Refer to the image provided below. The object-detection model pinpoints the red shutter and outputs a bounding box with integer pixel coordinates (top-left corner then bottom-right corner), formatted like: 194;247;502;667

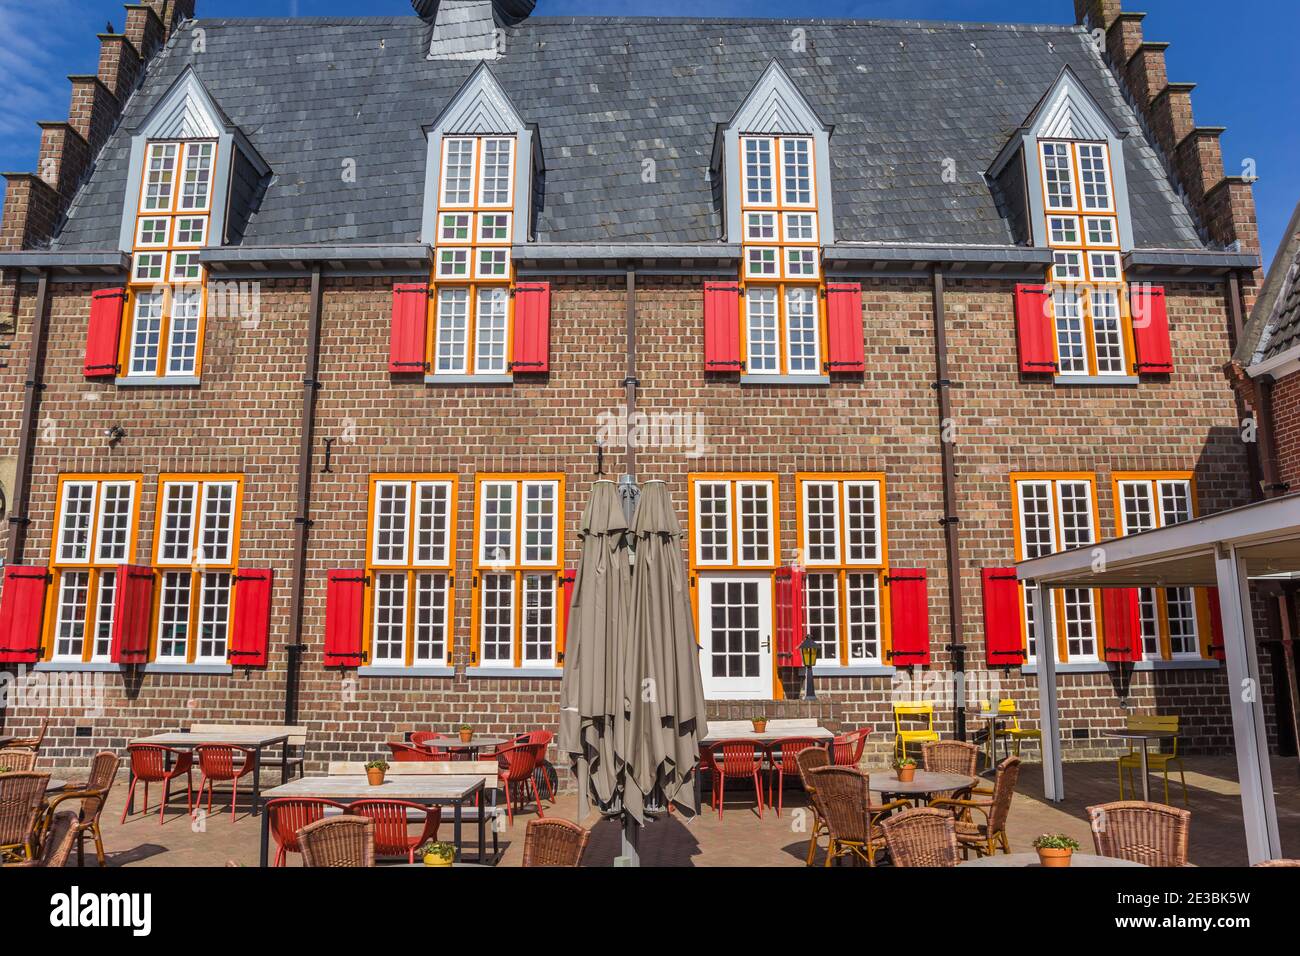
110;565;155;664
84;287;125;377
389;283;428;373
1206;587;1225;660
1014;283;1056;374
824;282;865;373
886;569;930;666
1100;588;1141;662
511;281;551;373
982;567;1026;666
558;568;575;663
1131;283;1172;374
325;569;367;667
774;566;806;667
229;569;273;667
703;281;742;372
0;566;50;663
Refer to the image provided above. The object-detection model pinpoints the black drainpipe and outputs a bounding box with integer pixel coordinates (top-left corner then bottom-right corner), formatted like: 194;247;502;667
624;265;638;482
6;269;51;567
283;266;324;725
931;267;967;741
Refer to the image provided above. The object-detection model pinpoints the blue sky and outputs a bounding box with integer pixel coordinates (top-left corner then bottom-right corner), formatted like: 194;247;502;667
1;0;1295;263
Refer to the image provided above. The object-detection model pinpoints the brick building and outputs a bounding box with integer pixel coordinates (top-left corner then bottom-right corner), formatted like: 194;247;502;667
0;0;1284;773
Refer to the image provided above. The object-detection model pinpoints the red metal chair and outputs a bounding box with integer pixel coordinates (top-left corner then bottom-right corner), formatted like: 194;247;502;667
348;799;443;863
709;740;765;820
495;743;544;825
194;745;258;822
121;745;194;825
831;729;868;767
517;730;556;801
767;737;820;817
409;732;452;759
265;798;349;867
387;741;437;762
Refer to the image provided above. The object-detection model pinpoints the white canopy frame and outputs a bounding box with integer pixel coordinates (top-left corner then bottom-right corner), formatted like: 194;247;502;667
1017;493;1300;865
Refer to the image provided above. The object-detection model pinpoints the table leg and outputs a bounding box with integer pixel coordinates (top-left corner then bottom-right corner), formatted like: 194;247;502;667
280;739;289;784
477;785;486;862
259;807;269;867
453;802;464;861
1139;740;1151;803
251;751;263;816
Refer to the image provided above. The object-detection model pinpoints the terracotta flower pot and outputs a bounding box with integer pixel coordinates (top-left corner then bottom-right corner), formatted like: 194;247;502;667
751;721;767;734
423;853;453;867
1037;847;1073;868
366;768;385;786
459;729;474;743
897;765;916;782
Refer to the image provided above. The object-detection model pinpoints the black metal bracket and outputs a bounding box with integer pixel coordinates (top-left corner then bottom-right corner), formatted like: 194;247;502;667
594;443;606;476
507;361;544;371
322;437;336;474
293;516;314;527
303;377;322;388
938;515;960;526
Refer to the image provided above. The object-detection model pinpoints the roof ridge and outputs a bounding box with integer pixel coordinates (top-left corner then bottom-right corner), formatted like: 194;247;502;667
190;15;1085;32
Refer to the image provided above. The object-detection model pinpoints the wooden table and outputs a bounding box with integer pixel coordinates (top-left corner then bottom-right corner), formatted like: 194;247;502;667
694;727;835;809
959;852;1145;867
0;735;13;747
1099;729;1176;802
970;710;1020;773
867;769;976;802
254;774;488;867
129;730;293;815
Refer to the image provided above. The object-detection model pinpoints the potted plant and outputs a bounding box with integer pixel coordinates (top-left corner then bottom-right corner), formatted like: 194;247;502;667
365;758;389;786
896;755;917;783
1033;833;1080;867
418;840;456;867
751;714;768;734
458;723;474;744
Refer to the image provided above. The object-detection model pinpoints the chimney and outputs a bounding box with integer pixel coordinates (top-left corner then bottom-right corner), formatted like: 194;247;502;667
418;0;535;60
1077;0;1259;264
0;1;195;252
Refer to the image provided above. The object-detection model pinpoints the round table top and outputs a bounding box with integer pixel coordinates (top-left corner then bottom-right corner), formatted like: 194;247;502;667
959;852;1145;868
867;769;976;795
45;779;67;792
394;862;488;868
1100;729;1175;741
425;735;513;750
971;711;1020;722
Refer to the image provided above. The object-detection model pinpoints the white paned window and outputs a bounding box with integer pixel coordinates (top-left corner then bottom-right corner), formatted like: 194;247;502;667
745;212;777;242
690;476;775;569
784;286;820;373
179;142;215;210
1077;143;1112;211
441;213;473;243
1040;142;1075;210
136;217;170;247
477;213;510;243
475;248;510;279
1084;216;1117;246
1048;216;1079;245
478;138;513;206
167;287;202;375
1090;288;1125;375
1053;289;1087;375
441;138;476;205
781;137;813;206
743;137;774;205
745;287;779;373
142;142;179;212
695;481;731;565
745;247;778;279
480;481;516;565
783;212;817;242
1117;476;1200;660
1015;477;1098;662
784;247;818;279
803;482;840;564
736;481;773;565
474;287;509;374
434;288;470;374
437;248;471;278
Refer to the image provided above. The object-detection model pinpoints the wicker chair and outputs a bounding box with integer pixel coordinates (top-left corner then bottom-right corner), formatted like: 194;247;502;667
522;818;590;866
0;748;38;773
298;815;376;867
5;811;78;868
45;750;120;866
880;807;961;867
795;746;832;865
0;771;51;862
1253;859;1300;866
805;766;909;867
6;717;49;753
921;740;979;802
1086;800;1190;867
931;755;1020;857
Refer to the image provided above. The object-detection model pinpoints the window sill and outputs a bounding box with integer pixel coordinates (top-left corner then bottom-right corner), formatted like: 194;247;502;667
423;374;513;385
466;667;563;680
115;375;201;388
33;661;233;675
358;665;455;678
1052;375;1138;387
1022;659;1219;675
740;374;830;387
811;664;896;678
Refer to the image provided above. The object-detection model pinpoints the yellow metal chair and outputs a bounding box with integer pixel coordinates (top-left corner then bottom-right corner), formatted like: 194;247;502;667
893;702;940;761
994;698;1042;757
1117;714;1187;806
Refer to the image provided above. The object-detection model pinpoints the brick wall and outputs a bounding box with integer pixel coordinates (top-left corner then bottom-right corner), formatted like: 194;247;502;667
0;272;1271;771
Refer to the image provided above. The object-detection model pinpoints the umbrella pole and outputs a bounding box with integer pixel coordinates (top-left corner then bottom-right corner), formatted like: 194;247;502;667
615;812;641;867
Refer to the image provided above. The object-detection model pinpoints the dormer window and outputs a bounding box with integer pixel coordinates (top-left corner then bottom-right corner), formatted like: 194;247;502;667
740;135;819;281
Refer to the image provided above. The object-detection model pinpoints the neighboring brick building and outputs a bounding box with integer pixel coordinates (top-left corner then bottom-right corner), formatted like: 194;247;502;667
0;0;1281;773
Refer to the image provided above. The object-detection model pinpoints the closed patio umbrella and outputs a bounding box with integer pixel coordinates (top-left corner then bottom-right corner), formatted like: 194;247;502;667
558;479;634;820
619;479;708;823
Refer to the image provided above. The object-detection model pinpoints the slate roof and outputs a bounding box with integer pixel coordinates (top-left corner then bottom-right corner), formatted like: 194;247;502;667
53;15;1209;252
1237;201;1300;366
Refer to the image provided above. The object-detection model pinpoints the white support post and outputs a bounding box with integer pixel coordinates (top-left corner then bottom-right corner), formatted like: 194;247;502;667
1214;545;1281;864
1032;582;1064;801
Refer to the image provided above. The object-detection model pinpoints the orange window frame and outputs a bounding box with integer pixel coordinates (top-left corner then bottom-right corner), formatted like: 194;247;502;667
362;474;458;667
43;474;143;663
794;472;892;666
428;136;517;378
1010;472;1102;663
148;473;245;665
468;473;566;669
1111;471;1213;660
123;139;217;380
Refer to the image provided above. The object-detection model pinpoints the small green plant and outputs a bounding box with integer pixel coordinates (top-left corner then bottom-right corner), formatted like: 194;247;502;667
1032;833;1080;851
365;759;389;772
0;767;11;774
459;723;473;731
896;755;916;768
418;840;456;861
751;714;768;722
